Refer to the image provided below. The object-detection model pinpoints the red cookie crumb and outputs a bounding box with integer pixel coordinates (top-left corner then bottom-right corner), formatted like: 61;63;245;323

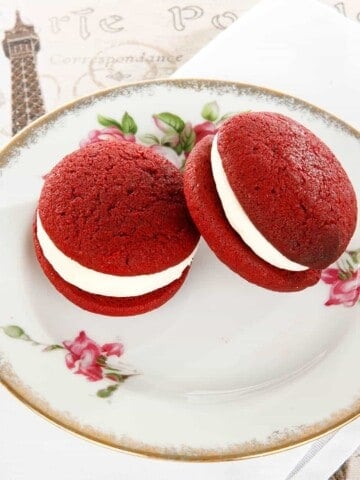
217;112;357;269
184;135;321;292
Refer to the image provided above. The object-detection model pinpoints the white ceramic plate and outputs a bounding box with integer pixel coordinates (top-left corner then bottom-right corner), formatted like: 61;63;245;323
0;79;359;461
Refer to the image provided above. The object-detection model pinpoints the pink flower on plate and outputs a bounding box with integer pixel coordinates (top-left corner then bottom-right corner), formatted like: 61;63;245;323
193;121;217;144
321;268;360;307
102;342;124;357
80;127;136;147
63;331;124;382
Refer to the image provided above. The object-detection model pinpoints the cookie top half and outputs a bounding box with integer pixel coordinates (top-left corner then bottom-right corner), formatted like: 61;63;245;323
217;112;357;269
38;140;199;276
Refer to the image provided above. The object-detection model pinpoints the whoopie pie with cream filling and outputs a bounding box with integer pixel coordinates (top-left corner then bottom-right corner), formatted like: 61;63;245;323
34;140;199;316
184;112;357;292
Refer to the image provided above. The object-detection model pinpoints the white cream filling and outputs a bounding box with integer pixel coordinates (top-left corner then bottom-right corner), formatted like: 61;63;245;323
36;214;198;297
210;134;308;272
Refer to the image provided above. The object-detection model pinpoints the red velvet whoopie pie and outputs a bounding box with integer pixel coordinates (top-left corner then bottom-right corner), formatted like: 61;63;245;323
184;112;357;292
34;140;199;316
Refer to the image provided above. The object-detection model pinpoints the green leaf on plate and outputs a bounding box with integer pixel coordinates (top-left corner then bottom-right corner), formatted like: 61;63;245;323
155;112;185;133
140;134;160;145
3;325;25;339
338;270;352;281
97;114;123;130
121;112;137;134
97;384;120;398
43;344;64;352
97;388;112;398
349;250;360;265
201;101;219;122
173;143;183;155
180;123;196;152
96;355;107;366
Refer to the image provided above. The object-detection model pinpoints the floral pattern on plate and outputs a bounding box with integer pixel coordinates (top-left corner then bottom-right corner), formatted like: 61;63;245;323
0;326;138;398
322;249;360;307
80;100;234;169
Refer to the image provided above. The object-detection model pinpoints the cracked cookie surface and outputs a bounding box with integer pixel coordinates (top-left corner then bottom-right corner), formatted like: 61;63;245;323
38;140;199;275
217;112;357;269
184;135;321;292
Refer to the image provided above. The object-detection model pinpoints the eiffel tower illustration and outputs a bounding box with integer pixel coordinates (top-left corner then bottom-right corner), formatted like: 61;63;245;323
2;11;45;135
